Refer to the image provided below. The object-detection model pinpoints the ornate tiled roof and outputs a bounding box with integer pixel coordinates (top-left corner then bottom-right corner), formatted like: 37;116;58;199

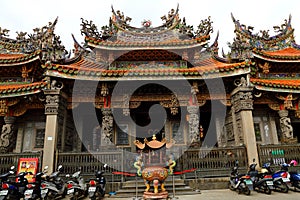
253;46;300;62
44;56;253;80
0;51;40;66
85;35;210;50
80;5;213;50
228;14;295;60
0;81;47;97
251;78;300;93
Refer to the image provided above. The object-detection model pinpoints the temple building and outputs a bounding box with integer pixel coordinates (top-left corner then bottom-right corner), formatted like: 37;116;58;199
0;6;299;174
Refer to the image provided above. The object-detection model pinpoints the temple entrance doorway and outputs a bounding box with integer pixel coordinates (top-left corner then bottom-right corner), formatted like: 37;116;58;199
131;101;168;166
291;122;300;142
199;100;224;148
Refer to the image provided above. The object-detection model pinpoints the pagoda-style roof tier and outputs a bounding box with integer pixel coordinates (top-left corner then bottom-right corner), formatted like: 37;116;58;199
85;34;210;50
253;46;300;62
231;14;294;49
43;57;253;81
0;17;69;63
0;50;41;66
81;5;213;50
228;14;295;60
0;81;47;98
251;78;300;93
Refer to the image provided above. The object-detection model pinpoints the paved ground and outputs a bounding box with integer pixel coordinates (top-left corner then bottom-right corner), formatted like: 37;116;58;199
102;189;300;200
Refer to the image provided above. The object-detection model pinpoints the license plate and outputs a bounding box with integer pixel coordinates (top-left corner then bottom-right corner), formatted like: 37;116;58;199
89;187;96;192
266;181;273;186
67;188;74;194
41;189;48;194
245;179;252;185
282;178;290;182
0;190;8;195
25;189;33;195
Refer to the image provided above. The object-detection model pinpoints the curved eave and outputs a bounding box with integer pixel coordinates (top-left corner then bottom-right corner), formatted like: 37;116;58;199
85;35;210;50
0;81;47;98
0;51;41;66
253;85;300;93
253;52;300;63
44;62;252;81
251;78;300;93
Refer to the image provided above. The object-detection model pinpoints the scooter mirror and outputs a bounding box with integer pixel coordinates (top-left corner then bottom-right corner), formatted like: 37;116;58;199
104;164;108;168
253;158;255;162
66;174;70;178
58;165;63;171
10;166;15;170
44;166;49;170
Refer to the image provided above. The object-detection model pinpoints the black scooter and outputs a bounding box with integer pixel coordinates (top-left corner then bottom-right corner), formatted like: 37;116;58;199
24;165;49;200
0;166;15;200
248;159;273;194
1;166;32;199
88;168;106;200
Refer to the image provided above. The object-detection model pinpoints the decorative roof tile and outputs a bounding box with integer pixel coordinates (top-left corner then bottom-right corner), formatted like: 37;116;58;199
0;51;41;66
0;81;47;97
253;47;300;61
251;78;300;93
44;56;253;80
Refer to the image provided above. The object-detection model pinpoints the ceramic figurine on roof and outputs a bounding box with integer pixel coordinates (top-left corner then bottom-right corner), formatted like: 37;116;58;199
227;14;295;61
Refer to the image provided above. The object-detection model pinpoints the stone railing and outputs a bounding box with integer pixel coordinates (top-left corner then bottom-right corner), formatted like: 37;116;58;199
178;146;248;178
257;144;300;171
0;151;43;174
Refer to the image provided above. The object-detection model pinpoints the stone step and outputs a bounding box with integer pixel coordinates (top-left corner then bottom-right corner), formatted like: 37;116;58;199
112;178;198;198
121;178;185;188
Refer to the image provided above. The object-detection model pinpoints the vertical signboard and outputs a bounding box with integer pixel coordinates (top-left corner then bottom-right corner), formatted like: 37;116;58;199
17;158;39;183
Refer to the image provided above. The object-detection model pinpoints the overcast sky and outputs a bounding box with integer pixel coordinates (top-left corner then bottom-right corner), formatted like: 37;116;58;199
1;0;300;54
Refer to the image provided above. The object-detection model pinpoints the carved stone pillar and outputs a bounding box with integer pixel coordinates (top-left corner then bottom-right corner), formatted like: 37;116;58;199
42;89;62;173
0;116;16;153
187;105;199;146
231;86;259;166
278;110;297;144
101;108;114;147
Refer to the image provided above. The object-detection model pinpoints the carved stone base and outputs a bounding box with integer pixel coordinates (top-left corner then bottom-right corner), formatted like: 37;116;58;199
281;137;298;144
143;191;168;199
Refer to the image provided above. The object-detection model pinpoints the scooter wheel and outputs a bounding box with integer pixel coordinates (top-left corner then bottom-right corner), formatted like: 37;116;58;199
228;182;234;191
280;182;289;193
264;186;271;195
244;187;251;195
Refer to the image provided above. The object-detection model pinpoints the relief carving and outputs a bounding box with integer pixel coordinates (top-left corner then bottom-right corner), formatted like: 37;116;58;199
187;106;199;144
278;110;295;143
0;116;16;153
101;108;113;145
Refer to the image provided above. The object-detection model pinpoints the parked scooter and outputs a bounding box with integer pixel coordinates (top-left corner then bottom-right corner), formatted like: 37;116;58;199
0;166;15;200
24;166;49;200
41;165;67;199
228;161;252;195
0;165;33;199
281;160;300;192
248;159;273;194
261;162;289;193
88;165;107;200
66;168;87;200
